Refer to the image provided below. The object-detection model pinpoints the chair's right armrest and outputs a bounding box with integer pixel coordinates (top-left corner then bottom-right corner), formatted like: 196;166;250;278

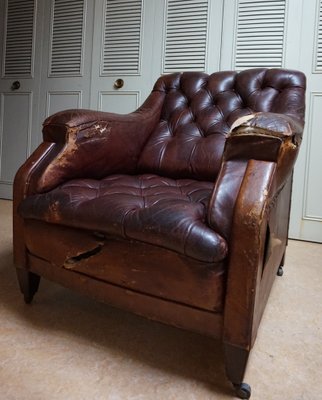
21;91;165;194
13;142;59;266
13;91;165;265
42;91;163;144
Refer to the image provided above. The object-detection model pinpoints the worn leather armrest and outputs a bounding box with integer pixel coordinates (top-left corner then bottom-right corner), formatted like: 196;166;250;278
208;112;304;241
224;112;304;163
42;91;164;143
229;112;303;145
223;159;277;349
220;113;304;350
226;111;303;191
32;91;165;193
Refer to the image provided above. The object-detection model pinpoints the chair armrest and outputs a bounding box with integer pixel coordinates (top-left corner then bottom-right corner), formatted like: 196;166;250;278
35;91;165;192
222;159;277;348
230;112;303;144
13;142;58;266
227;111;303;189
208;111;304;349
225;112;303;168
208;111;304;240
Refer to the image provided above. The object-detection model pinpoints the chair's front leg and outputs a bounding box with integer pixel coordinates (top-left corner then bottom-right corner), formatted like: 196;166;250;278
224;343;251;399
16;268;41;304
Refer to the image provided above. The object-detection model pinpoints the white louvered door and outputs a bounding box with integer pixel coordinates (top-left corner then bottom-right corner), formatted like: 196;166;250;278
90;0;223;113
39;0;94;118
90;0;158;113
0;0;43;199
221;0;322;242
289;0;322;242
221;0;287;70
163;0;209;73
234;0;286;69
0;0;223;199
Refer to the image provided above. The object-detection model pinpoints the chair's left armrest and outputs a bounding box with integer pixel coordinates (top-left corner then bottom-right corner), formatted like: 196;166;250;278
226;111;303;190
222;158;277;350
208;111;304;350
230;112;303;143
208;111;304;240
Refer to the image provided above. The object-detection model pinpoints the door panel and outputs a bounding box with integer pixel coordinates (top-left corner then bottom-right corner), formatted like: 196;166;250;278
220;0;287;70
39;0;92;120
0;93;32;197
221;0;322;242
46;91;82;116
162;0;223;74
90;0;157;112
163;0;209;73
91;0;223;112
289;0;322;242
98;91;139;114
49;0;85;77
101;0;143;75
304;93;322;219
0;0;42;199
3;0;35;76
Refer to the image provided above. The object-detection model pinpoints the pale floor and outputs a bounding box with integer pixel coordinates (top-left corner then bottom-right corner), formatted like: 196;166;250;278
0;200;321;400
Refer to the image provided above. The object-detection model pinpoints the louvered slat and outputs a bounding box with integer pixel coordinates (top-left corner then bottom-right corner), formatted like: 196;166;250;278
235;0;286;70
163;0;208;73
49;0;85;76
4;0;35;76
101;0;142;75
315;0;322;71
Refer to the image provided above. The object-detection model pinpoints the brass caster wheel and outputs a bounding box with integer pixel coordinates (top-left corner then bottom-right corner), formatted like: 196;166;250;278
277;266;284;276
233;382;251;399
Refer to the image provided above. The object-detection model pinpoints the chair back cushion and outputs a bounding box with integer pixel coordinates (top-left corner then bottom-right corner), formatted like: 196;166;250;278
138;68;306;181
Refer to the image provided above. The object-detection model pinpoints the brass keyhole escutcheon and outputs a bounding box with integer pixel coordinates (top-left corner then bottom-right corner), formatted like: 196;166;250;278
11;81;21;91
114;79;124;89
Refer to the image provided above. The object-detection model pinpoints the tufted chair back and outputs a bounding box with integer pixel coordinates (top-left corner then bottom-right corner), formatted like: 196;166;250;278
138;68;306;181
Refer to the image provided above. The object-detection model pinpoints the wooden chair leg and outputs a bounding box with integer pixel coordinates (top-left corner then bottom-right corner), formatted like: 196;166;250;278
224;343;251;399
277;251;286;276
16;268;41;304
279;252;285;267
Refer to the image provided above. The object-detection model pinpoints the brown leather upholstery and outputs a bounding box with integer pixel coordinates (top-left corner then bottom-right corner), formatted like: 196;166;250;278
19;174;228;263
13;68;306;398
138;69;305;180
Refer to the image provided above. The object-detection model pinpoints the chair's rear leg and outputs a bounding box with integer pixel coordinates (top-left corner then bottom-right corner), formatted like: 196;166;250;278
224;343;251;399
277;251;286;276
16;268;40;304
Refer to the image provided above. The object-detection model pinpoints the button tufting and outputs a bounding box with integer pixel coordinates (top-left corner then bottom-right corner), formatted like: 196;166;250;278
19;174;228;263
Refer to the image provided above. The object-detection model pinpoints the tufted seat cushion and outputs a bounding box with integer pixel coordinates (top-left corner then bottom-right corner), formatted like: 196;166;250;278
19;174;228;263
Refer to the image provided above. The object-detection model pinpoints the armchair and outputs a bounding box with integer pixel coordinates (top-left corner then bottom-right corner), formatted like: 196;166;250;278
13;68;306;398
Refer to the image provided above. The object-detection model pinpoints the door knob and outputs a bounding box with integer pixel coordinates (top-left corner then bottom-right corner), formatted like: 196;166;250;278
114;79;124;89
11;81;20;91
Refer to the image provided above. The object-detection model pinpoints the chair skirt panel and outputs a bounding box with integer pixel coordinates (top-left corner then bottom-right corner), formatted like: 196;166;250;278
24;220;226;312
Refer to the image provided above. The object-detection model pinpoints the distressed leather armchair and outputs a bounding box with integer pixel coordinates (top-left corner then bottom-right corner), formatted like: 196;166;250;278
13;68;306;399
